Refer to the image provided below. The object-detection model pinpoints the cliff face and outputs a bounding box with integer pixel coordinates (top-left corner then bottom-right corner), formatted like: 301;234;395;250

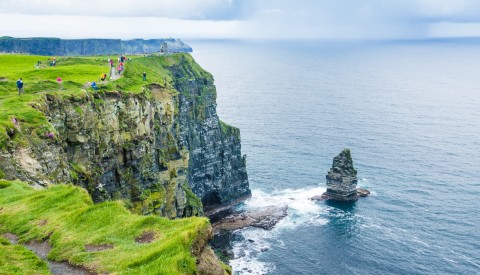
0;37;192;56
0;55;249;218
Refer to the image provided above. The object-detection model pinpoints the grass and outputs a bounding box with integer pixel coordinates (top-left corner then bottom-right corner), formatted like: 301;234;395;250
0;235;50;275
0;53;211;150
0;180;211;274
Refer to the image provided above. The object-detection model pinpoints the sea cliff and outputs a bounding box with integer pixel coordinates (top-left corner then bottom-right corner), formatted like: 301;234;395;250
0;37;192;56
0;53;250;218
0;51;248;273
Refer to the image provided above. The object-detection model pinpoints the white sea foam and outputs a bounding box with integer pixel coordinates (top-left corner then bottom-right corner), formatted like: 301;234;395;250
230;185;329;274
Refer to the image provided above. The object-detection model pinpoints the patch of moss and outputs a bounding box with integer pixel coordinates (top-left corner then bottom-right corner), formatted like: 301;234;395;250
219;120;240;139
74;106;83;115
0;179;10;188
182;182;204;217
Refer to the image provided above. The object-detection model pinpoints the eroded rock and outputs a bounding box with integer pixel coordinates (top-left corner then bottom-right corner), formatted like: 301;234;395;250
212;205;288;231
316;148;369;202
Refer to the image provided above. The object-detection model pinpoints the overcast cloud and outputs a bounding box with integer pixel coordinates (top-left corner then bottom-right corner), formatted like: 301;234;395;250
1;0;480;39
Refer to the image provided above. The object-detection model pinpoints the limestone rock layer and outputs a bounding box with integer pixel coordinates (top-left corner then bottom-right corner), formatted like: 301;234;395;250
0;55;250;218
322;148;358;201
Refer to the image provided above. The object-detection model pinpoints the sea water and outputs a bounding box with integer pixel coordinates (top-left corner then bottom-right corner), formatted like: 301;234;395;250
189;39;480;274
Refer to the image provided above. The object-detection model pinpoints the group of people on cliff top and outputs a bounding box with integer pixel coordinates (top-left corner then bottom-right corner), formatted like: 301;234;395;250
108;55;127;76
16;54;153;95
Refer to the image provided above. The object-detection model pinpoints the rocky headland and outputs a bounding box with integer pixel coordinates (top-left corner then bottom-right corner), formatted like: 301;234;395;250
0;37;192;56
312;148;370;202
0;48;249;274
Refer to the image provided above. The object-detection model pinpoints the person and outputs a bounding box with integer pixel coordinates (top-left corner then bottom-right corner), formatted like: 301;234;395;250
110;59;114;67
117;65;122;75
56;77;63;89
101;73;107;81
143;71;147;81
91;82;98;90
16;78;24;95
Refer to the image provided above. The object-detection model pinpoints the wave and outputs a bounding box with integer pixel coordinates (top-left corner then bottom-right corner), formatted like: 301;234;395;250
229;185;329;274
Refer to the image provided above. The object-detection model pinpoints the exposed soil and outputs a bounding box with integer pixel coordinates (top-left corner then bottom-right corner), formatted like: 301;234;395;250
2;232;94;275
85;243;114;252
135;230;156;244
2;233;19;244
38;219;48;226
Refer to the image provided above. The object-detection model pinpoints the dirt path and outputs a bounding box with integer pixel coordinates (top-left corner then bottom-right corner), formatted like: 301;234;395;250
109;66;120;81
2;233;94;275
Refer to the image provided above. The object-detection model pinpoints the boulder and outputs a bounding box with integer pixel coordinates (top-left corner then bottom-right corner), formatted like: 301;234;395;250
212;205;288;231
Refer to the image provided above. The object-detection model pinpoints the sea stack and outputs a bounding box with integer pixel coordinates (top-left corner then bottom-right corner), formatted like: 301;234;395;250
320;148;369;201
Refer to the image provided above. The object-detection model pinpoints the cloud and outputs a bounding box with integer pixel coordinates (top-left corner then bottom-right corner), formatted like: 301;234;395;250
1;0;480;39
238;0;480;39
0;0;256;20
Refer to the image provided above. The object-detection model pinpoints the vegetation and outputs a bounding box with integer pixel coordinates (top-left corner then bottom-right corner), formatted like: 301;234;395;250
0;235;50;275
0;53;211;150
0;180;211;274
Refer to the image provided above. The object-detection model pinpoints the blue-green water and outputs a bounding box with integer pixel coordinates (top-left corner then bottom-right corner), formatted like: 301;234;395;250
189;39;480;274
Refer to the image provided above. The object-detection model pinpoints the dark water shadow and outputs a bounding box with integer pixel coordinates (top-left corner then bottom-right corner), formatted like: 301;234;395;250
324;200;357;211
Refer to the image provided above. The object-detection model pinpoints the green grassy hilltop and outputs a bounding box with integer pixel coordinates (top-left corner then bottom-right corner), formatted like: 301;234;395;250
0;53;210;150
0;180;212;274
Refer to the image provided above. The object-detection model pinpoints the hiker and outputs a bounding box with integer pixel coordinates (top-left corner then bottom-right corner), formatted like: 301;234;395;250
16;78;24;95
143;72;147;81
56;77;63;89
117;65;122;75
101;73;107;81
110;59;114;67
91;82;98;90
52;57;56;66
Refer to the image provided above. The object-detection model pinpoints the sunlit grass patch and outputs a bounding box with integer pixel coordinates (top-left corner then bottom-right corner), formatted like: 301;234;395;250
0;180;210;274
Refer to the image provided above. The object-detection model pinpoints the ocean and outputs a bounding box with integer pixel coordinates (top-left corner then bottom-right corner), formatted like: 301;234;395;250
188;39;480;274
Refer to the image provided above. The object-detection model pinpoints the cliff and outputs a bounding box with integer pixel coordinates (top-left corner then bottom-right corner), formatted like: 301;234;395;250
0;180;226;274
0;53;250;218
0;37;192;56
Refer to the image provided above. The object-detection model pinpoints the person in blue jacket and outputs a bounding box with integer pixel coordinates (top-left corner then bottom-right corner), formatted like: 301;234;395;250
16;78;24;95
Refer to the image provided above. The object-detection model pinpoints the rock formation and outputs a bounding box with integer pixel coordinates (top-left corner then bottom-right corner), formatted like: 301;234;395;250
0;54;250;218
211;205;288;231
316;148;369;201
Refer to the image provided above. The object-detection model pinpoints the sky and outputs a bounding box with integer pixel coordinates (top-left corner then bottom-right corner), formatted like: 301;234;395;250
1;0;480;39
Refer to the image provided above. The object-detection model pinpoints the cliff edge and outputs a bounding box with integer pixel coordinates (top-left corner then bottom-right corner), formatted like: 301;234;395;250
0;53;250;218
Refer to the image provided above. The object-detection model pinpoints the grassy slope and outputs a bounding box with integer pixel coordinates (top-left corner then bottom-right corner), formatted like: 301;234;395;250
0;180;210;274
0;236;50;275
0;53;210;149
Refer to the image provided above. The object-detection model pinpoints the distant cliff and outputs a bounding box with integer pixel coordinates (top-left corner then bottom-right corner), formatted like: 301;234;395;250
0;37;192;56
